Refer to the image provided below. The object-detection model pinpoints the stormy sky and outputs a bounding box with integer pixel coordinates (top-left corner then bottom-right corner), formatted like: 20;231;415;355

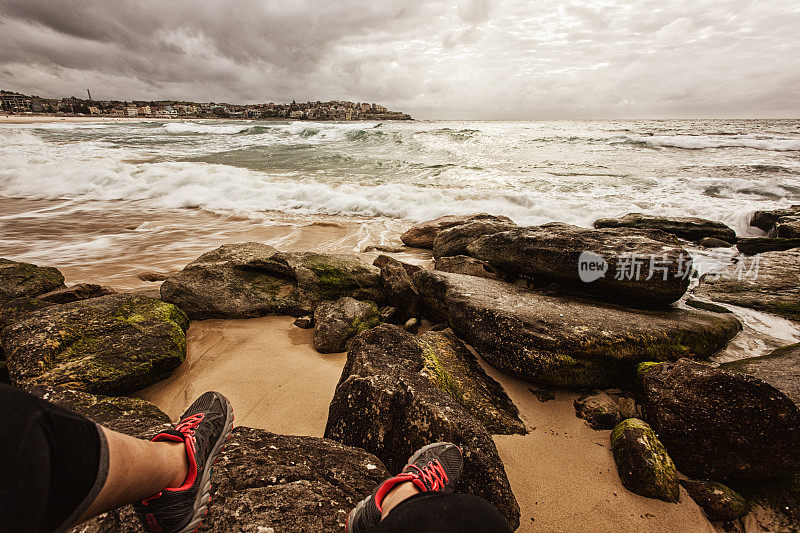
0;0;798;119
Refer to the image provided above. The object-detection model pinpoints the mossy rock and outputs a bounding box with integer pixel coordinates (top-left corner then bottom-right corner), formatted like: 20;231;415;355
161;243;384;319
680;479;749;522
638;359;800;480
3;294;189;395
417;330;526;435
413;270;741;389
611;418;679;502
313;297;380;353
326;324;521;529
0;258;65;303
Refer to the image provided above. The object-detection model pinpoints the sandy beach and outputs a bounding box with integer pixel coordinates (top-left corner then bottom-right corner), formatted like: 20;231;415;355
131;308;719;532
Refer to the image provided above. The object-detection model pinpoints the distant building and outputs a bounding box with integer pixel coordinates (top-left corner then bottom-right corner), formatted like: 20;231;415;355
1;92;31;113
137;105;151;116
88;106;101;115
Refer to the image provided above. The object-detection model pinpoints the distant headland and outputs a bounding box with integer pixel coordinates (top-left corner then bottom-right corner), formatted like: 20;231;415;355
0;89;412;121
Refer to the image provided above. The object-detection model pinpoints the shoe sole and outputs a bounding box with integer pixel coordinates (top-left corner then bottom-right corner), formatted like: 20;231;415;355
174;394;235;533
345;442;456;533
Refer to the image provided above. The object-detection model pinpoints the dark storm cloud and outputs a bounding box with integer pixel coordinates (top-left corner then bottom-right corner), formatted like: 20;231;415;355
0;0;798;118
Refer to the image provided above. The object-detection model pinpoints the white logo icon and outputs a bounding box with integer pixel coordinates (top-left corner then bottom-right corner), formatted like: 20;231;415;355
578;251;608;283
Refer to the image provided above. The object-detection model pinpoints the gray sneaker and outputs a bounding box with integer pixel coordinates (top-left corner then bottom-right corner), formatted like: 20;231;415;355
346;442;463;533
133;391;234;533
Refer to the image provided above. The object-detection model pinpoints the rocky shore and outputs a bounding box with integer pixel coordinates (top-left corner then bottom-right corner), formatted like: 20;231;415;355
1;209;799;532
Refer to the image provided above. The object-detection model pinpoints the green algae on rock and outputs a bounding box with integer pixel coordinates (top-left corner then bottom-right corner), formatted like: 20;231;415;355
3;294;188;395
0;258;65;303
611;418;680;503
680;479;749;522
313;297;380;353
161;243;383;319
413;270;741;389
417;330;526;435
326;324;521;529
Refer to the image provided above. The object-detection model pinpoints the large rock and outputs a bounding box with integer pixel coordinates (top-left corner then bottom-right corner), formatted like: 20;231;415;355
161;243;383;319
0;258;65;302
751;206;800;238
637;359;800;480
595;213;737;242
610;418;679;502
3;294;189;394
313;297;380;353
722;343;800;406
679;479;749;522
737;238;800;255
413;270;741;388
416;329;525;434
74;420;390;532
468;223;692;306
432;219;518;259
401;213;514;249
375;256;420;322
435;255;497;279
325;324;522;529
693;248;800;321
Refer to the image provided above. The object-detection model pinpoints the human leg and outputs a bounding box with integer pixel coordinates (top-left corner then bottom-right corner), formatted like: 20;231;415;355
0;384;232;533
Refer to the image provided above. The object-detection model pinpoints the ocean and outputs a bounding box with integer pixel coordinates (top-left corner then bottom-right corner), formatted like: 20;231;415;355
0;120;800;280
1;117;799;359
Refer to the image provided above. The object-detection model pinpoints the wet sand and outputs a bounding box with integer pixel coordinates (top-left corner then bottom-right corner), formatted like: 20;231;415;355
0;197;421;290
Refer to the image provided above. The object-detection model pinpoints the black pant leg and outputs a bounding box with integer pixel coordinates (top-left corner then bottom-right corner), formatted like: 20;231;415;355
375;492;513;533
0;384;106;532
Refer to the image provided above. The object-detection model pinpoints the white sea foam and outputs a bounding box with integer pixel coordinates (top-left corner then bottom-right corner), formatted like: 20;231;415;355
163;122;253;134
625;135;800;151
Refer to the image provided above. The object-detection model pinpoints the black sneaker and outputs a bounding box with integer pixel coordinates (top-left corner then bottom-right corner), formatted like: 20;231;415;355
133;391;234;533
346;442;463;533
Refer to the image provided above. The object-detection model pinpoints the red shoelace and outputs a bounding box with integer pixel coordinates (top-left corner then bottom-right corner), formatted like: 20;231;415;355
406;460;449;491
175;413;205;440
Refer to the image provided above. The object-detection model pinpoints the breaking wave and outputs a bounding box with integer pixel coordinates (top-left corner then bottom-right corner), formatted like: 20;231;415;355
619;135;800;151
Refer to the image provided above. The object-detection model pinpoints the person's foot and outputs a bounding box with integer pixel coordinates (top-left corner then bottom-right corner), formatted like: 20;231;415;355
133;391;234;533
346;442;463;533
